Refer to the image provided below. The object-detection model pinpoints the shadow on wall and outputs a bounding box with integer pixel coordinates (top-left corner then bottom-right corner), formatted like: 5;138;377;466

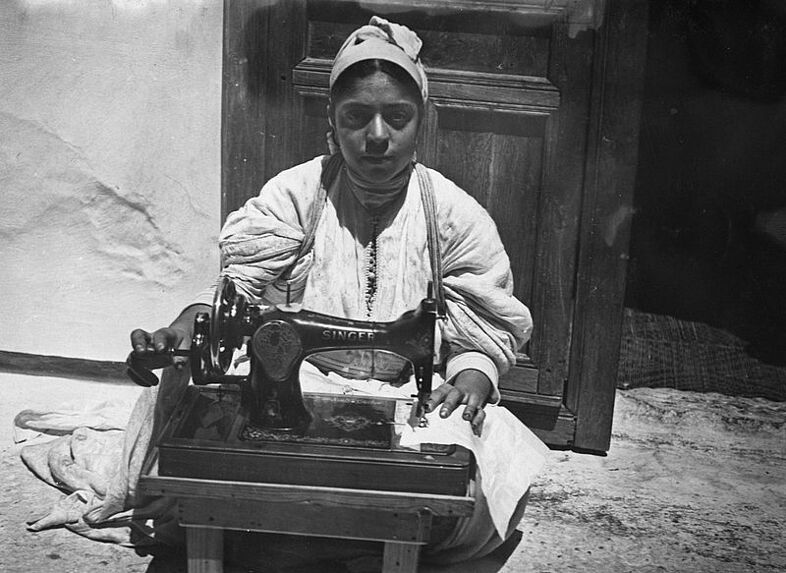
626;0;786;367
0;0;221;361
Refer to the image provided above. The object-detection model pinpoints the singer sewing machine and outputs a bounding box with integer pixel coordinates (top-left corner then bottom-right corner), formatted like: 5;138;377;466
190;276;437;431
133;278;475;573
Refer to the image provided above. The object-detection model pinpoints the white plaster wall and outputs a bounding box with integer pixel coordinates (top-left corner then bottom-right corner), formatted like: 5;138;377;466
0;0;223;361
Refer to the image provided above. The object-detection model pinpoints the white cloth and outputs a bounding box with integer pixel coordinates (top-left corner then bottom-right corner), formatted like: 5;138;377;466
13;399;136;444
298;361;548;539
329;16;429;102
400;405;547;538
18;368;189;546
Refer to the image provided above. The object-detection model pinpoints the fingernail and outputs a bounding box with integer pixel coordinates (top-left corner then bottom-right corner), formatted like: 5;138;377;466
440;408;449;418
463;412;472;421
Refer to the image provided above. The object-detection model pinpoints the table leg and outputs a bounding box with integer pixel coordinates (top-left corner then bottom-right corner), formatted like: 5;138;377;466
186;526;223;573
382;542;420;573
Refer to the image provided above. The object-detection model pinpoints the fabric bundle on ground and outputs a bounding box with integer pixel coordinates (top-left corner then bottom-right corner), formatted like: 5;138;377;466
16;368;190;547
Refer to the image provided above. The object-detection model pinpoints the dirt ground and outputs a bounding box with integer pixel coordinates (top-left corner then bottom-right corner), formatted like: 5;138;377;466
1;373;784;572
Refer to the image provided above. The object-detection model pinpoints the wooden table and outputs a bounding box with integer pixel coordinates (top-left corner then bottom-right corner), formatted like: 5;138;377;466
138;386;475;572
140;475;475;573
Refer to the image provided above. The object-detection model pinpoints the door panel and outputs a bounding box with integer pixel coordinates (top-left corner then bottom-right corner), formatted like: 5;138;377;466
432;110;545;313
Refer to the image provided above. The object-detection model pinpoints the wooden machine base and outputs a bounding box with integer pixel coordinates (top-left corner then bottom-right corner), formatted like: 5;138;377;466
139;386;475;572
185;526;422;573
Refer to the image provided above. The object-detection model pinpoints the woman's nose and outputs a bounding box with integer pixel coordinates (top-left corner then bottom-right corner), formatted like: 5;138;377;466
366;114;389;152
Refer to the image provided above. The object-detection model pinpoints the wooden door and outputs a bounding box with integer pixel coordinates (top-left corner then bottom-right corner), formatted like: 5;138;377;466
222;0;647;451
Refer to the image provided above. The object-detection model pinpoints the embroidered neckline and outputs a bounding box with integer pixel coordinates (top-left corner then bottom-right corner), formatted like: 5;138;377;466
364;215;380;318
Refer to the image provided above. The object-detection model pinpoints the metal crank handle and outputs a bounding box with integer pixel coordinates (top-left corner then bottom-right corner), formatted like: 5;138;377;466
125;348;190;387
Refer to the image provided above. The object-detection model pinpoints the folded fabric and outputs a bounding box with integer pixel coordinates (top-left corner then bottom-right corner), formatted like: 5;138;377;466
16;367;192;547
14;399;135;443
400;405;548;539
300;361;549;539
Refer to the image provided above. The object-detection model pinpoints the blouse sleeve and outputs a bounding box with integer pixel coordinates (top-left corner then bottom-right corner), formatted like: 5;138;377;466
192;158;324;304
432;169;533;380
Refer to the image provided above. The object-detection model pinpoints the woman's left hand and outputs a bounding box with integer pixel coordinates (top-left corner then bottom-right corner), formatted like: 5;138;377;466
425;369;492;436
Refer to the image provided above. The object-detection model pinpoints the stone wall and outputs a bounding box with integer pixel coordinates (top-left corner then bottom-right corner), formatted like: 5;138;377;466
0;0;223;361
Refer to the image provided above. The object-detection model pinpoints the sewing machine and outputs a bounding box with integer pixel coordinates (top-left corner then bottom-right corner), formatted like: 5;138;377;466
128;276;472;491
129;276;437;430
132;277;474;572
195;276;438;430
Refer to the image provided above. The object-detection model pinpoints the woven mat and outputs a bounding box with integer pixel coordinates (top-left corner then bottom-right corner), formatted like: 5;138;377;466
617;308;786;402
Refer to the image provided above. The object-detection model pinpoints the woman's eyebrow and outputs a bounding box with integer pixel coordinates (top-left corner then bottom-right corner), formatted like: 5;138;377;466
339;100;416;108
338;101;374;110
383;102;417;109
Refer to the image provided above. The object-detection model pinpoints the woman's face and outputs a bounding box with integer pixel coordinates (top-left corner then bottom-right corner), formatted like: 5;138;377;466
332;70;421;183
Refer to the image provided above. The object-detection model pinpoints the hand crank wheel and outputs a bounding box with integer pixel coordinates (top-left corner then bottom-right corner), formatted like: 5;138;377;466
210;275;239;375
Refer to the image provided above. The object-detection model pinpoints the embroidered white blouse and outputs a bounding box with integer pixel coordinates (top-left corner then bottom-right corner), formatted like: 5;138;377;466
192;155;533;398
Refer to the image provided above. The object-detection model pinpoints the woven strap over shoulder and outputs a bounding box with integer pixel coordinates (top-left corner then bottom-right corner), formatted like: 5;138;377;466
279;154;342;283
415;163;446;317
301;153;343;259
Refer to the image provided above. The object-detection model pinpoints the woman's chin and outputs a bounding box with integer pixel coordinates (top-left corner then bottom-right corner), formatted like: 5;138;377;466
366;166;397;182
354;160;410;184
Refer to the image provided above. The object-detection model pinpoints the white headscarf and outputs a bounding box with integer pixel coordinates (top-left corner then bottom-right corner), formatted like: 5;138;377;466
329;16;428;102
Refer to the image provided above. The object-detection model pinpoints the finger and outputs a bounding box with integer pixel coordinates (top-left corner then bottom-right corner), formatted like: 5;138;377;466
151;329;176;353
172;355;188;370
425;384;452;412
471;408;486;437
439;387;465;418
130;329;152;354
462;392;483;422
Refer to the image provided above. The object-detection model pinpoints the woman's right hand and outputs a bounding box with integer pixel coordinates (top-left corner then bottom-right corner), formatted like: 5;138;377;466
129;326;190;371
130;327;186;355
128;304;209;369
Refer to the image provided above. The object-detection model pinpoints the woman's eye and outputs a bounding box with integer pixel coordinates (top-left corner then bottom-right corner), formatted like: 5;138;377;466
342;110;370;127
385;110;412;127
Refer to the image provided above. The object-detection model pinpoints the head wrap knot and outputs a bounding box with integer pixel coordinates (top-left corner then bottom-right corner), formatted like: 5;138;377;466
329;16;428;102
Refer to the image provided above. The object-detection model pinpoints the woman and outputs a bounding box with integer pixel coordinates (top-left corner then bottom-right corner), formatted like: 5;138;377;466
136;16;530;436
25;16;547;569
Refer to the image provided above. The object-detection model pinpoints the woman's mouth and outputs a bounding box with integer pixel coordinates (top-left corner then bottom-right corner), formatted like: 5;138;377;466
363;155;392;164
